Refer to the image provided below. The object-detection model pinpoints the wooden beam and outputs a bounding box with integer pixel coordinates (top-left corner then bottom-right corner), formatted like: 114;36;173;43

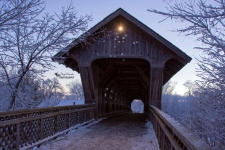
103;70;121;90
134;65;149;86
91;62;100;89
133;66;149;91
98;64;118;88
79;66;96;103
98;87;103;117
149;66;164;109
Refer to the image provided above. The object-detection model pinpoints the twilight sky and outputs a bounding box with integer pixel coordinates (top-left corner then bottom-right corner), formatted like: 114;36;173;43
44;0;203;95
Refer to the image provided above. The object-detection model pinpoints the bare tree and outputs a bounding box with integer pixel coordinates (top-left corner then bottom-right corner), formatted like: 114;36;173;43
0;0;44;30
0;0;92;110
161;81;177;112
38;78;64;108
66;80;84;100
148;0;225;148
1;72;40;111
183;80;196;96
162;80;177;96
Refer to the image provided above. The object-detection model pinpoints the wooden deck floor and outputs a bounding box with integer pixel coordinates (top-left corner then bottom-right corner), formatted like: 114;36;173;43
38;113;159;150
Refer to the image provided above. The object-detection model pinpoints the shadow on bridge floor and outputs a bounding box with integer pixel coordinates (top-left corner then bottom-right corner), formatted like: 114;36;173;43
38;112;159;150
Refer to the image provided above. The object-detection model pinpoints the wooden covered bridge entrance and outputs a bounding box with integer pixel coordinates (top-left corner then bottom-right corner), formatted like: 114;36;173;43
53;8;191;119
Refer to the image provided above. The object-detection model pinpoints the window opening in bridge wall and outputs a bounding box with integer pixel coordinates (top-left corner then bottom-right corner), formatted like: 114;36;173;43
131;99;144;113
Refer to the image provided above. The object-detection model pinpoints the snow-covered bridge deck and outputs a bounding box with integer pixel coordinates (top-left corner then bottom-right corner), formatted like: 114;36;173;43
38;113;159;150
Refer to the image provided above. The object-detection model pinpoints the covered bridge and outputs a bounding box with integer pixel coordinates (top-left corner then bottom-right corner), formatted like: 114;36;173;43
2;8;208;150
53;8;191;119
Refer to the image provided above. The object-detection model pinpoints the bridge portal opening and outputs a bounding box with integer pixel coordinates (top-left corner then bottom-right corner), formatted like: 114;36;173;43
131;99;144;113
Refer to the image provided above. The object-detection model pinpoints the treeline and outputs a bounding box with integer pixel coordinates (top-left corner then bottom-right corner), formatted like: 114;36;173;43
0;74;64;111
0;75;84;111
162;81;225;149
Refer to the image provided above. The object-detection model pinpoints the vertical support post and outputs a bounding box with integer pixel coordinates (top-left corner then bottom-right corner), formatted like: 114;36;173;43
84;110;87;122
113;90;116;113
68;113;71;128
102;89;106;117
55;115;59;133
94;89;99;120
149;66;164;109
114;95;117;112
105;90;109;116
118;97;120;111
79;66;96;104
98;87;103;118
79;66;98;119
40;118;43;140
144;93;149;114
16;123;20;150
76;111;79;124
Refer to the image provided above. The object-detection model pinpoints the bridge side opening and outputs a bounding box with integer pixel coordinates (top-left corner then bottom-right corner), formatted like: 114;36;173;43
131;99;144;113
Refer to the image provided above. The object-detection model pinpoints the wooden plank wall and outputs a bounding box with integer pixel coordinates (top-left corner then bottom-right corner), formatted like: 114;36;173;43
71;19;171;66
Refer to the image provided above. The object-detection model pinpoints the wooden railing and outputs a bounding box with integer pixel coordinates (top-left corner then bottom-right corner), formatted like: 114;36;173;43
0;104;95;150
2;103;213;150
150;105;213;150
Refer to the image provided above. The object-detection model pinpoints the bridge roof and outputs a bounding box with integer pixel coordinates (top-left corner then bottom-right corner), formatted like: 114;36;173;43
53;8;191;64
53;8;192;86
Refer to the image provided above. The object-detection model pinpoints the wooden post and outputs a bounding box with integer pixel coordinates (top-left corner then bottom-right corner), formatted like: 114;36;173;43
149;66;164;109
98;87;103;118
55;115;59;133
84;110;87;122
68;113;71;128
118;96;120;112
79;66;96;104
94;89;99;120
102;88;106;117
144;93;149;114
79;66;98;119
16;123;20;150
40;118;43;140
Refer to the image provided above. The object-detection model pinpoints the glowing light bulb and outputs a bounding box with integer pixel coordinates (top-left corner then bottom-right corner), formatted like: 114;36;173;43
118;26;123;31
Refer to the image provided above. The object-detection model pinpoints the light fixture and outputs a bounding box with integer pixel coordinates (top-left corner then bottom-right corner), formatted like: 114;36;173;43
118;26;123;31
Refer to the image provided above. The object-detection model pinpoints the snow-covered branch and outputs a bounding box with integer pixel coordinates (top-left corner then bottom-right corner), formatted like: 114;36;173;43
148;0;225;148
0;0;92;110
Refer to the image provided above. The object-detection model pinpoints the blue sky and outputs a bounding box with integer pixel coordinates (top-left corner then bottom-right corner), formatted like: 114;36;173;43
44;0;203;95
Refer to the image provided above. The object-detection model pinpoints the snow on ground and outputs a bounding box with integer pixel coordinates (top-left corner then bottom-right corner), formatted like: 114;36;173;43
38;113;159;150
56;100;84;106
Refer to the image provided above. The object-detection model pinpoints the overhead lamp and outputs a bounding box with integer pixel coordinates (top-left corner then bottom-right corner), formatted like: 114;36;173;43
118;26;123;31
